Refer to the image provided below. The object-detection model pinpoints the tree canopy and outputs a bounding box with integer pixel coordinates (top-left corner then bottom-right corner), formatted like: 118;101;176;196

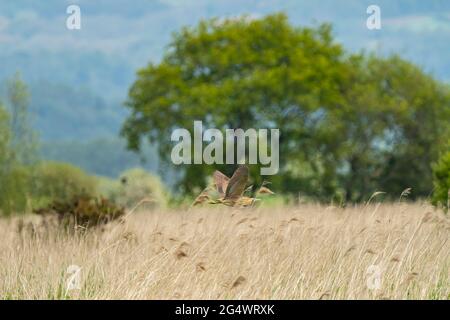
122;13;450;201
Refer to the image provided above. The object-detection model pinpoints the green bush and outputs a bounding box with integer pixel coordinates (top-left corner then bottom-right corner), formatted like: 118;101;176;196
34;194;125;229
30;161;98;208
432;151;450;212
98;168;167;209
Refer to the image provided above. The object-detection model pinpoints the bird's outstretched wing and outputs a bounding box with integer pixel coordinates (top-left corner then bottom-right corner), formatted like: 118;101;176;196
213;170;230;196
224;165;249;201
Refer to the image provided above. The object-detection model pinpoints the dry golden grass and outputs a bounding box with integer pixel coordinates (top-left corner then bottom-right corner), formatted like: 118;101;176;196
0;202;449;299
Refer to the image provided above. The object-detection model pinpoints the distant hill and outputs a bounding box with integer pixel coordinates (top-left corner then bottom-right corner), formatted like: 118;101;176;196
1;0;449;141
28;81;126;141
40;137;159;178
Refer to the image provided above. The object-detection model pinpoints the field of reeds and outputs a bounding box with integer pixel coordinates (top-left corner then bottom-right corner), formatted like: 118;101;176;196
0;202;448;299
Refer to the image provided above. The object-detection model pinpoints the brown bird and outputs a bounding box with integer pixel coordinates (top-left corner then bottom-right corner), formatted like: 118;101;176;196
209;165;250;206
193;166;272;208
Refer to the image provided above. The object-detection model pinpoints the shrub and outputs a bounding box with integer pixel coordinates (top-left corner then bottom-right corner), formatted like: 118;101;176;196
34;194;125;229
97;176;121;200
30;161;98;208
99;168;168;209
432;151;450;212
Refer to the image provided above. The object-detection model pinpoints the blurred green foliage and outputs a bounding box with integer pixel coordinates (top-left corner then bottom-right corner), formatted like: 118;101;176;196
0;75;39;215
29;161;98;208
0;79;167;215
432;151;450;212
6;73;39;165
122;13;450;202
0;164;29;216
98;168;168;209
0;103;11;164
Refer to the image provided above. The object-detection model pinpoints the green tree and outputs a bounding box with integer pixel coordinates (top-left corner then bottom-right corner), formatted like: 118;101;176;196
122;13;349;194
0;75;40;215
0;103;11;166
331;55;450;201
122;13;450;201
6;73;39;165
0;102;29;215
432;150;450;212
